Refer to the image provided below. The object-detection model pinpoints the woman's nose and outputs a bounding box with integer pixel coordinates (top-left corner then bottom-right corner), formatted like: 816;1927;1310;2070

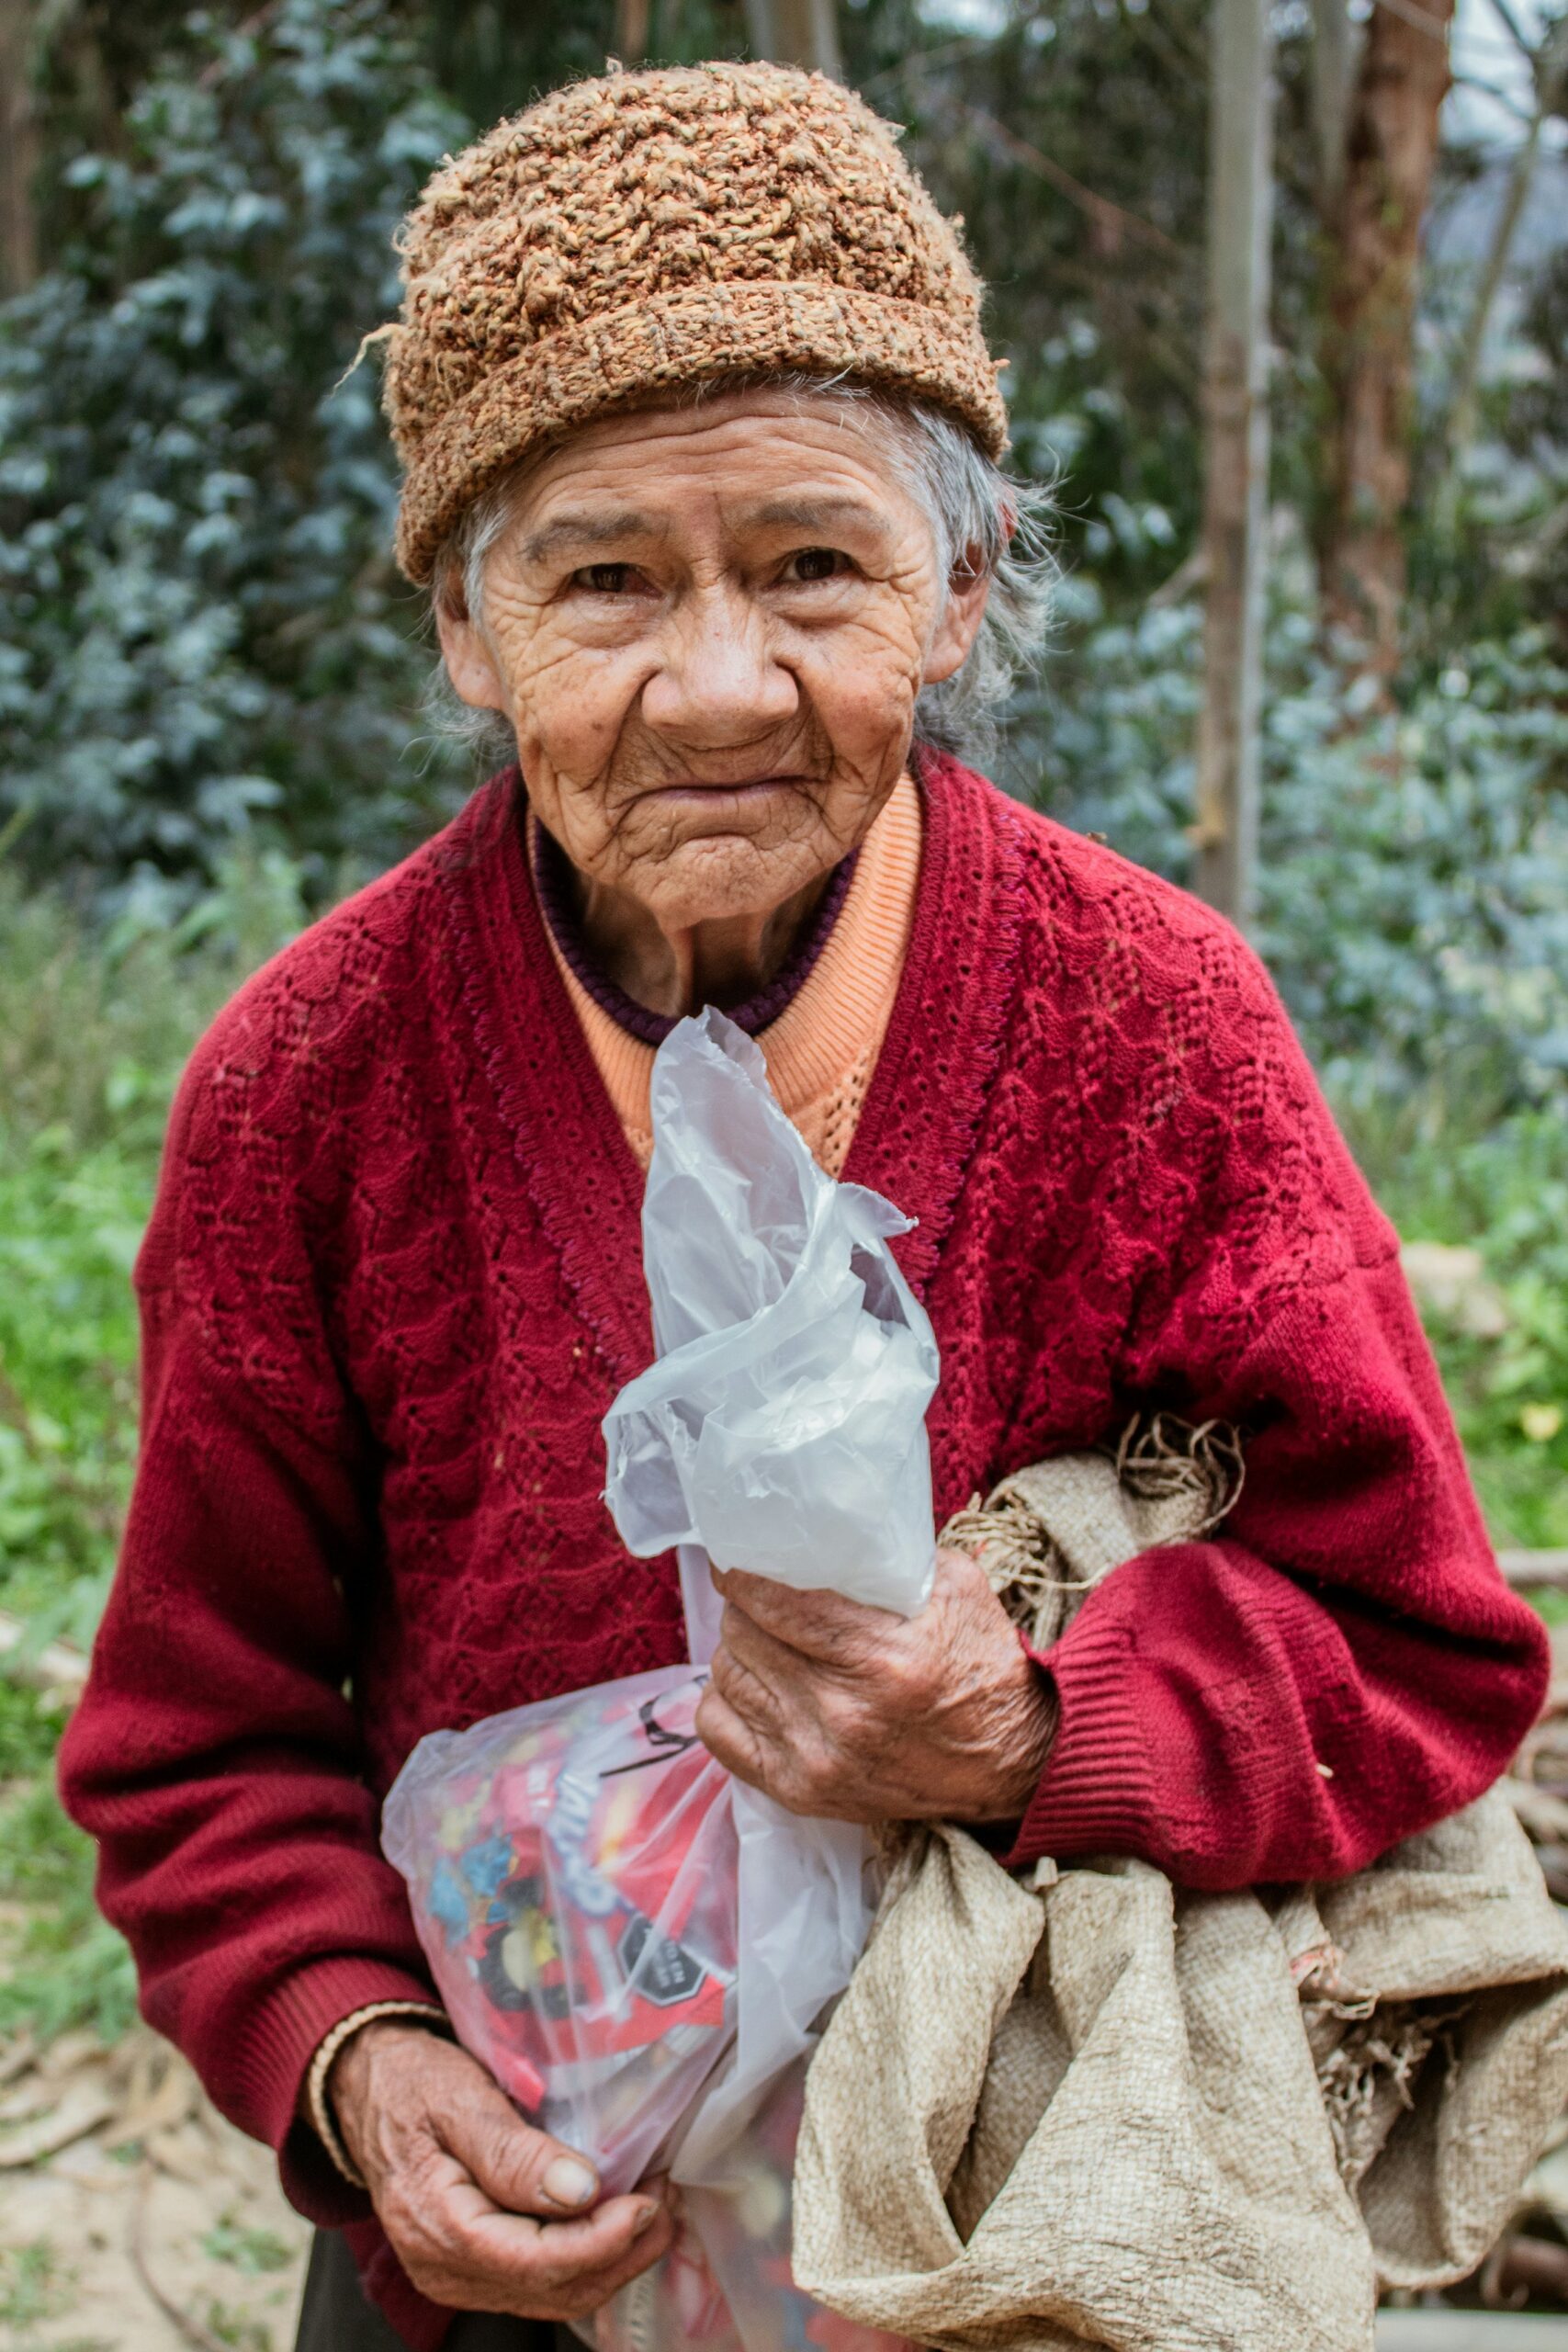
638;586;799;743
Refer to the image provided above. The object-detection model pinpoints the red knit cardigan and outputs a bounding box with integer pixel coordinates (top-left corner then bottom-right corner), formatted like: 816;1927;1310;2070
59;755;1548;2350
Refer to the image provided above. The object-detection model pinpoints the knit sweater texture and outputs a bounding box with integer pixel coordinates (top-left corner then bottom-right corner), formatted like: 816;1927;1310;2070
59;754;1549;2350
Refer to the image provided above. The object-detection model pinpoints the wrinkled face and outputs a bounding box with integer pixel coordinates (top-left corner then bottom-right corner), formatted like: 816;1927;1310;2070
435;389;989;932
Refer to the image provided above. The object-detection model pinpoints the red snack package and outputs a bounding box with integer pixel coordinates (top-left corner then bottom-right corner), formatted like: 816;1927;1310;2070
384;1665;739;2189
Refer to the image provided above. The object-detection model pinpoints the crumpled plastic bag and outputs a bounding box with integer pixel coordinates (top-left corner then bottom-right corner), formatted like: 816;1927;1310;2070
384;1008;938;2350
604;1005;940;1619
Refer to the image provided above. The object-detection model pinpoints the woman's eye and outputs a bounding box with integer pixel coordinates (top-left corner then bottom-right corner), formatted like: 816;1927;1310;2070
785;548;848;584
576;563;646;595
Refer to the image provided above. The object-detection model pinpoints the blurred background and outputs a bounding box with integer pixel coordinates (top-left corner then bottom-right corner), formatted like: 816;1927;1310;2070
0;0;1565;2343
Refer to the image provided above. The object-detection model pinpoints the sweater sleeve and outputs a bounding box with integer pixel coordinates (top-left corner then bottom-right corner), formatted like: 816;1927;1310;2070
57;1023;435;2225
1004;940;1550;1890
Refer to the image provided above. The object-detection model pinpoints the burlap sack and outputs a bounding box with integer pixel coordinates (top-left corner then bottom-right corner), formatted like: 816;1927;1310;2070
792;1429;1568;2352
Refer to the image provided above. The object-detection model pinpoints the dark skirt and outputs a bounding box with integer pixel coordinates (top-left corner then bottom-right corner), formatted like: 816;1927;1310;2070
294;2228;578;2352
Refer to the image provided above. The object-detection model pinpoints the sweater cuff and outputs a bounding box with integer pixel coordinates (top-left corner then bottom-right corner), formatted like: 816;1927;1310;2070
306;2001;452;2188
233;1954;442;2226
1000;1610;1154;1871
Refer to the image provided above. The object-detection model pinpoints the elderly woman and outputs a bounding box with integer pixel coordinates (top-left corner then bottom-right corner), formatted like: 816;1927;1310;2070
62;59;1545;2352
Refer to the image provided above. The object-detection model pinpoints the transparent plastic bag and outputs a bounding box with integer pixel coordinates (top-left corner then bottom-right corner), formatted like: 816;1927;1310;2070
605;1008;939;2175
587;2059;905;2352
382;1665;736;2196
384;1008;936;2346
603;1007;940;1619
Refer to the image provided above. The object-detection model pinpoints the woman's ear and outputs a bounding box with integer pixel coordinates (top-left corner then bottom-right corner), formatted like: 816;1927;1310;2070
434;588;510;715
922;551;992;686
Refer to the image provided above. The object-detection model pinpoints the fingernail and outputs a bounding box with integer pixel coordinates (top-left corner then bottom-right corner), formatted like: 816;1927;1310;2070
542;2155;596;2208
632;2199;660;2237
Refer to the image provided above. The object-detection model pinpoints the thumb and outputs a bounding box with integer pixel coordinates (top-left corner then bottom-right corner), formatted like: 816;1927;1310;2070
434;2075;600;2217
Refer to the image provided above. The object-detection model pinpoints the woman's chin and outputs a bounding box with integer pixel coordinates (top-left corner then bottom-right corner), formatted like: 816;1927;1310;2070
626;834;837;934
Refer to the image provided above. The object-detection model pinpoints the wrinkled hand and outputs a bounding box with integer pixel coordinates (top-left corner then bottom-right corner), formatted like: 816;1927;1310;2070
329;2020;676;2320
695;1545;1055;1825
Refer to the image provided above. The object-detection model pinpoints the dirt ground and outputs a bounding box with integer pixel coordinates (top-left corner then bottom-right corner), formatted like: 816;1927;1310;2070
0;2028;310;2352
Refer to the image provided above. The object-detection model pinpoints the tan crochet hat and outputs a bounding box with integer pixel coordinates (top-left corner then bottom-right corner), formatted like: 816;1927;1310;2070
382;62;1009;585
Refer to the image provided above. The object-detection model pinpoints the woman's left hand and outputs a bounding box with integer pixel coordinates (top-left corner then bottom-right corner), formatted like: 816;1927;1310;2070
694;1548;1056;1825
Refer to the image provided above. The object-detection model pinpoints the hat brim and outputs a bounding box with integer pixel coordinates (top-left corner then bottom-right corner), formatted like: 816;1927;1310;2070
393;277;1008;587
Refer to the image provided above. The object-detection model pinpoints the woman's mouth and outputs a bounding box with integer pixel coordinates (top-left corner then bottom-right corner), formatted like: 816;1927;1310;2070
642;776;807;821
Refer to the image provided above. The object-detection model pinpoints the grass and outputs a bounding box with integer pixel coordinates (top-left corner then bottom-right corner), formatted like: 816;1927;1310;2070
201;2300;275;2351
0;854;305;2048
0;853;1562;2052
0;1779;138;2041
0;2238;71;2330
201;2215;296;2277
1337;1094;1568;1551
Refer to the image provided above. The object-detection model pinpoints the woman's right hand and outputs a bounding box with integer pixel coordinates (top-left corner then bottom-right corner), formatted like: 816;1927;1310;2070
329;2018;676;2320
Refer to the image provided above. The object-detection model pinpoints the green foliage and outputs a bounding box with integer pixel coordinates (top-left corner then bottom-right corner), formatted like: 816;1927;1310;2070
201;2302;274;2352
0;0;470;898
0;2239;71;2331
0;854;304;2049
0;1779;138;2042
0;855;305;1639
1023;577;1568;1122
0;1679;64;1782
201;2216;295;2277
1022;567;1568;1553
1348;1106;1568;1552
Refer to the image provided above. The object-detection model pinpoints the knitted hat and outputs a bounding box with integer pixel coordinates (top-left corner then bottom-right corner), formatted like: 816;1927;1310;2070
382;62;1009;585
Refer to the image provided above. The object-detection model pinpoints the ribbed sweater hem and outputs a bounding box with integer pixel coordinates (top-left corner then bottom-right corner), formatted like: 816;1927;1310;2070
1005;1613;1155;1868
234;1952;438;2224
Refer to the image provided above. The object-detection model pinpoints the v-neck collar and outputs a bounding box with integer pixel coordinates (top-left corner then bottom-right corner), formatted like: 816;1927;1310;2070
446;752;1028;1385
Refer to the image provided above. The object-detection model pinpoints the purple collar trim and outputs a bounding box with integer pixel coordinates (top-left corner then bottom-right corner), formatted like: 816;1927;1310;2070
529;815;860;1046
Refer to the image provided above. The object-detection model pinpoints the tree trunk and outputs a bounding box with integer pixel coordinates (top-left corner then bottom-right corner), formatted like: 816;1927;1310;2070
0;0;41;297
744;0;841;78
1193;0;1275;927
1442;12;1568;472
1317;0;1455;675
614;0;651;63
1310;0;1358;209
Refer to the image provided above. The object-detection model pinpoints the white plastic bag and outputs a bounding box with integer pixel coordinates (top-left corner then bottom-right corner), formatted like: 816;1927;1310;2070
589;2058;905;2352
603;1006;940;1620
384;1008;937;2348
604;1008;939;2173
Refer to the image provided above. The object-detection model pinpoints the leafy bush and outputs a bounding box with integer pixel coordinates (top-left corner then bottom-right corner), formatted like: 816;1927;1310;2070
0;852;306;2045
0;1779;138;2043
1022;584;1568;1546
1350;1108;1568;1554
0;855;306;1639
1023;585;1568;1122
0;0;469;899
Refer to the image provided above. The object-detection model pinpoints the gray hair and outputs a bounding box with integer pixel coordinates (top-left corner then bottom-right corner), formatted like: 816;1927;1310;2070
426;373;1054;773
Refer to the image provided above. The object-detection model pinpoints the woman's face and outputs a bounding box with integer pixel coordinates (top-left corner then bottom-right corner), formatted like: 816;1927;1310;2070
435;390;989;932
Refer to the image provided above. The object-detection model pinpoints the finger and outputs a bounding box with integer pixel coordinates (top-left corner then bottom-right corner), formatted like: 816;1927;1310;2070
535;2199;678;2316
713;1566;897;1658
431;2085;600;2218
716;1598;817;1690
541;2199;677;2314
708;1622;797;1743
930;1544;998;1604
695;1682;786;1795
449;2178;671;2290
415;2178;675;2317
